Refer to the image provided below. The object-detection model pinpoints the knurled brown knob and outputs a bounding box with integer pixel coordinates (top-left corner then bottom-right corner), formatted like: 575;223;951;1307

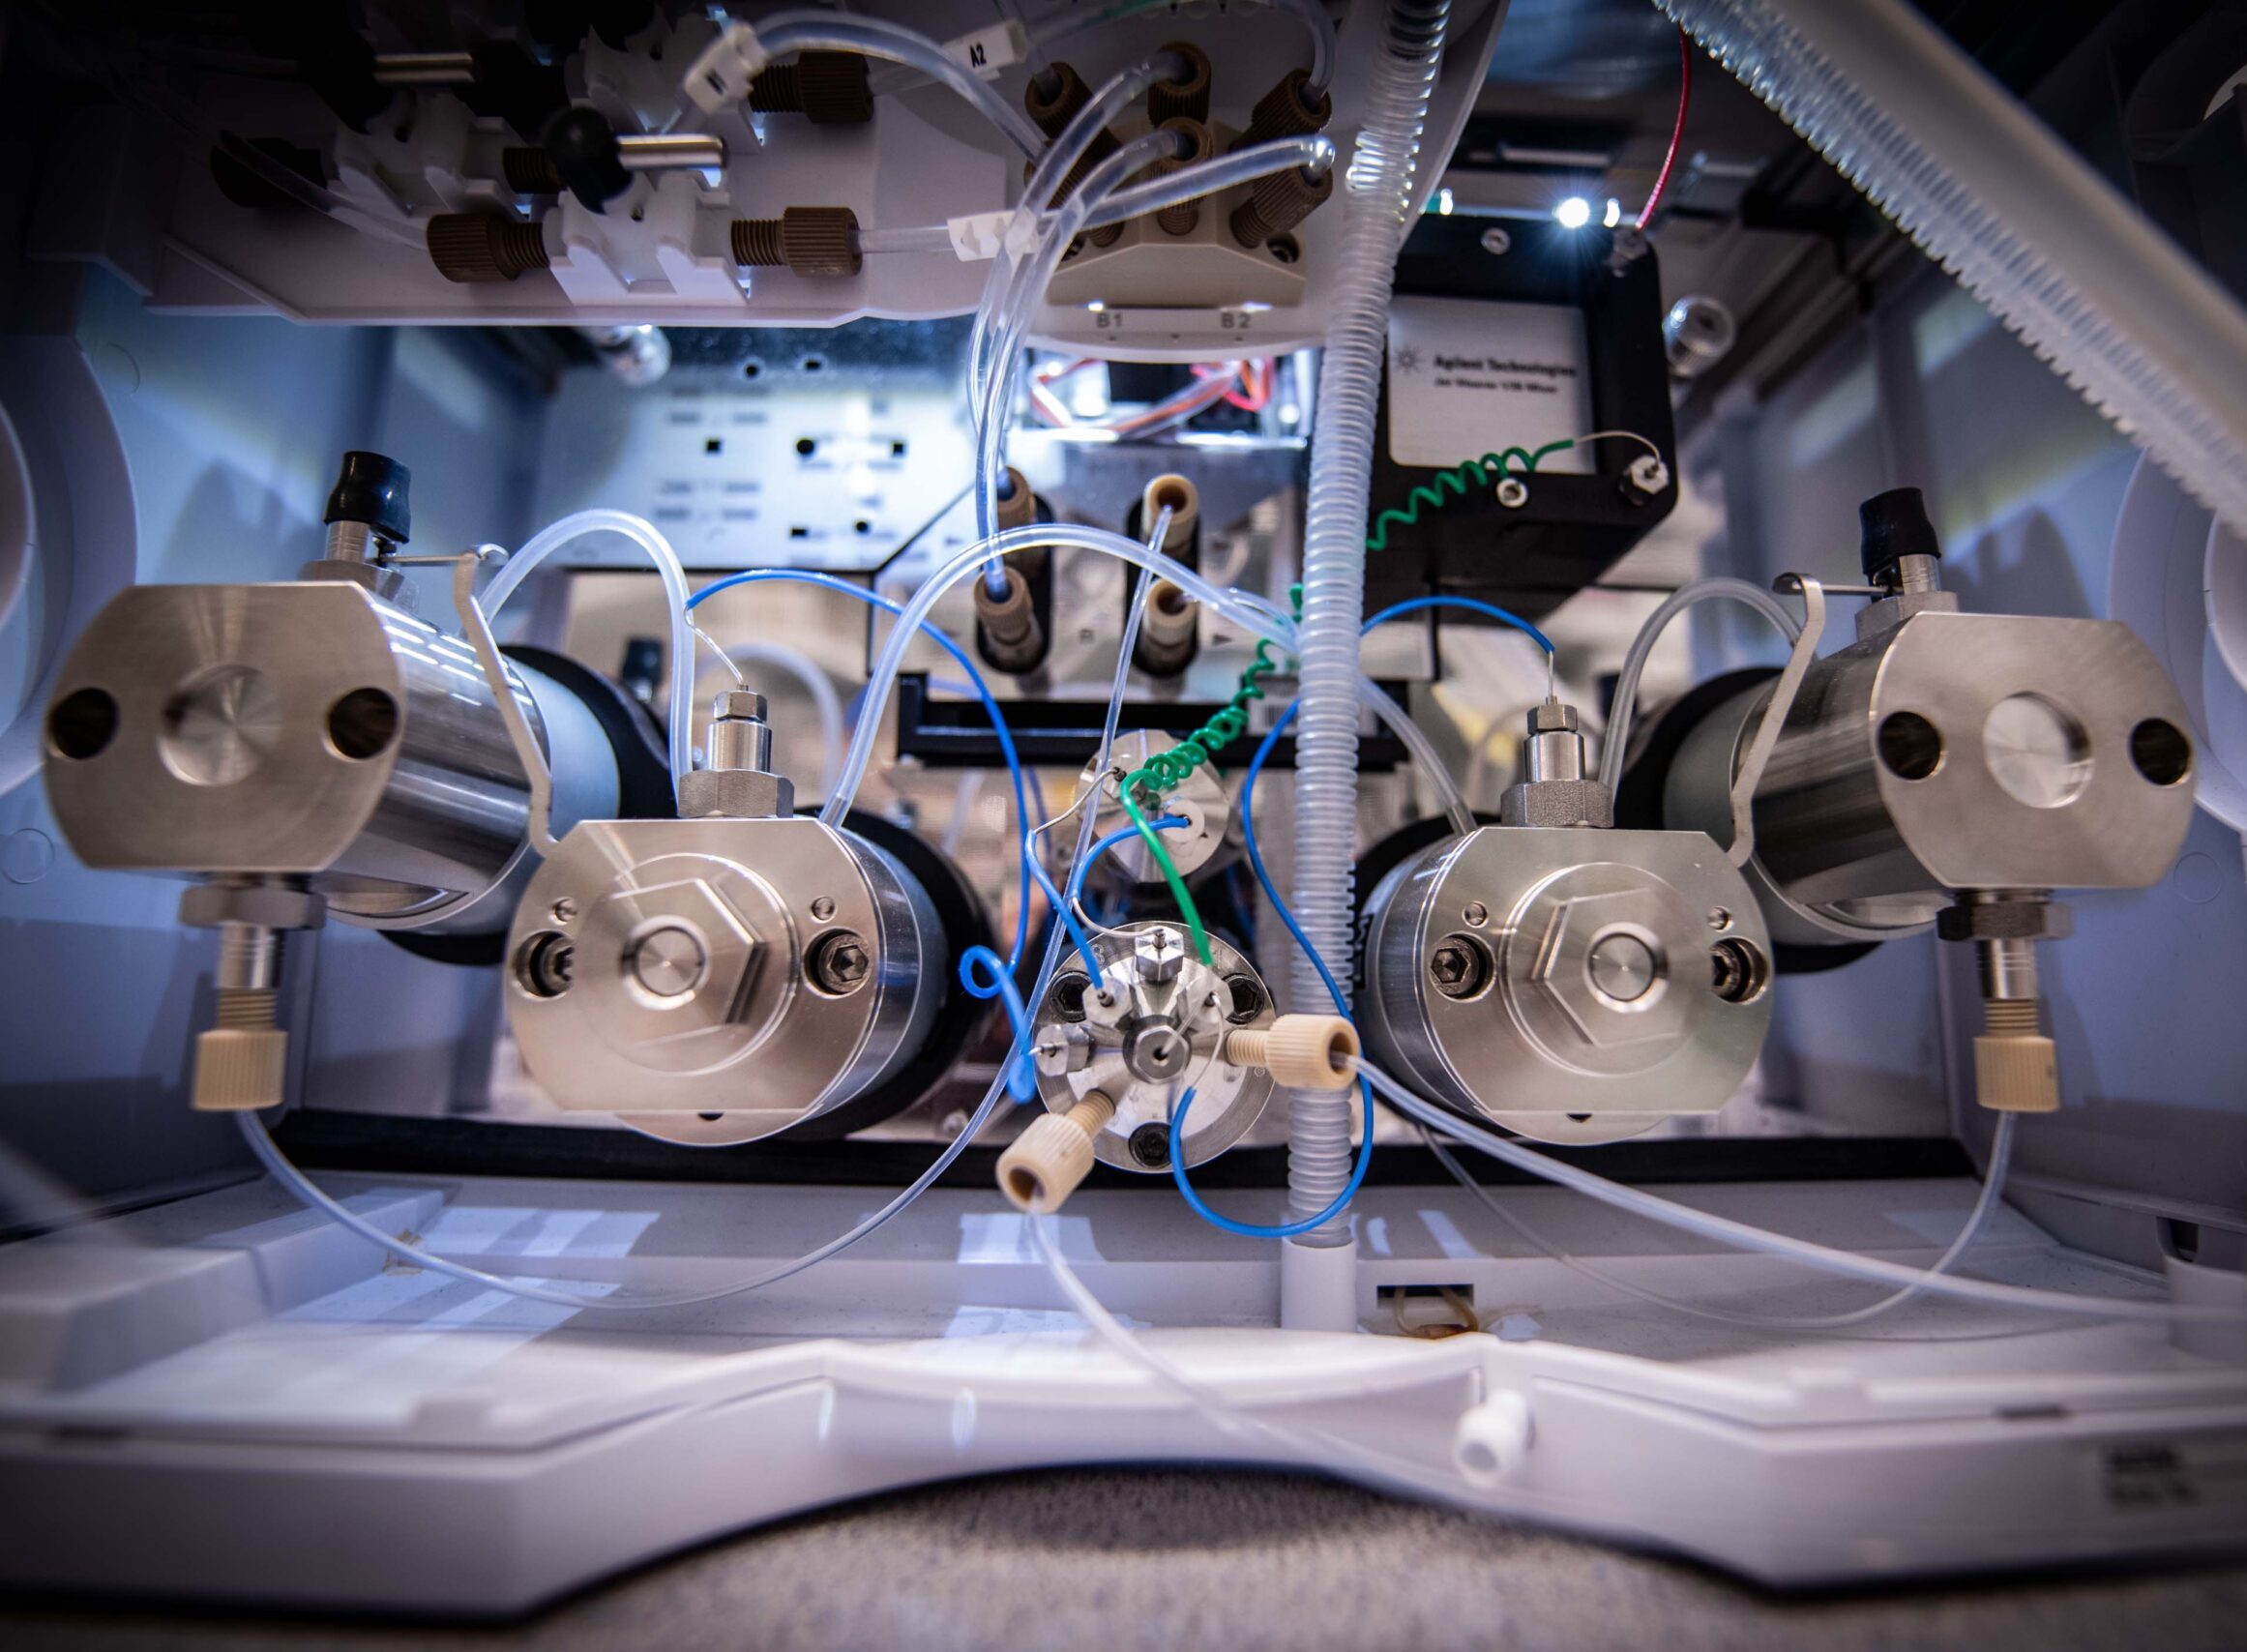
1024;61;1091;135
730;207;862;277
1146;41;1211;126
427;213;551;282
502;146;564;193
1234;68;1332;151
1231;161;1334;248
1149;117;1214;236
750;51;873;124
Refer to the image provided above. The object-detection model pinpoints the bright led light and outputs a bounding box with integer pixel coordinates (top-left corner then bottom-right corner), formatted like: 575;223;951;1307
1604;196;1622;229
1553;196;1592;229
1434;187;1455;216
1085;300;1106;313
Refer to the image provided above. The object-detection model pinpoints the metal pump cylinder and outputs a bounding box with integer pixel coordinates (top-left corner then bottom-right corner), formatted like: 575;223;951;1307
43;580;616;936
1358;826;1775;1143
503;814;944;1144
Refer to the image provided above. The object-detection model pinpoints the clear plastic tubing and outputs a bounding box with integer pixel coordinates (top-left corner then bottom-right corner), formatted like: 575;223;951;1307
1077;134;1335;232
970;131;1339;605
1027;1;1336;94
751;13;1046;158
1363;1063;2240;1325
481;509;697;794
822;525;1294;826
1657;0;2247;543
720;638;844;803
1286;0;1450;1269
968;53;1182;418
971;127;1181;597
1594;575;1804;797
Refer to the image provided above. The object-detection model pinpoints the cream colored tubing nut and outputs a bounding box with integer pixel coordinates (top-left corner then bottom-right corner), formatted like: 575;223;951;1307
1224;1014;1358;1090
998;1092;1117;1213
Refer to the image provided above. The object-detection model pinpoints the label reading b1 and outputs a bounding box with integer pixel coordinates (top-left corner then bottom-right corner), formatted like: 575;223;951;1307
1385;295;1592;473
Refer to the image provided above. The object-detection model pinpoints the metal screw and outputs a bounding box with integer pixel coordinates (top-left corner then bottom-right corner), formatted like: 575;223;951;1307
1463;902;1489;928
1480;224;1512;256
810;929;872;992
1127;1121;1172;1168
549;897;578;925
810;896;837;922
1430;944;1472;989
1708;906;1733;932
1495;477;1529;510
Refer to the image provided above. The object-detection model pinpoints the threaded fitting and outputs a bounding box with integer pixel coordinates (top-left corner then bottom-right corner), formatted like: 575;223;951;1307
975;565;1045;672
1141;474;1198;551
1146;41;1211;126
994;466;1040;532
749;52;873;124
1024;62;1091;136
1974;998;2058;1113
1148;117;1214;235
1225;1016;1359;1091
1231;162;1334;249
502;146;564;193
193;988;287;1112
997;1092;1116;1212
730;207;862;277
1234;68;1332;152
427;213;550;283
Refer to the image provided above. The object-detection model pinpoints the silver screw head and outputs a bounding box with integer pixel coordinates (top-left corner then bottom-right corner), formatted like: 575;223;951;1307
630;925;707;998
1495;476;1529;510
549;897;578;925
1586;931;1659;1003
1480;225;1512;256
810;896;837;922
1463;902;1489;928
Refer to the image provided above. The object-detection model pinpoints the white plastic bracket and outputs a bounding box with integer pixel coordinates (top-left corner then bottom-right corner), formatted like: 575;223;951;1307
685;23;768;114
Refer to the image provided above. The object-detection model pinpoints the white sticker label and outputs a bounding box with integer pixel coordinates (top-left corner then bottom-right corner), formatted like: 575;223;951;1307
946;21;1027;78
1385;295;1592;473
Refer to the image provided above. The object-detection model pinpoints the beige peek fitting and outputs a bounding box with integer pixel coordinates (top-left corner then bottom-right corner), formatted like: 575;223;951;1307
998;1091;1117;1212
1224;1014;1359;1091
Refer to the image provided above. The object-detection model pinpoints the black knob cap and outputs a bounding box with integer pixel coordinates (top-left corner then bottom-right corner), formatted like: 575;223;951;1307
541;105;632;212
463;41;570;141
1859;486;1940;582
325;451;411;545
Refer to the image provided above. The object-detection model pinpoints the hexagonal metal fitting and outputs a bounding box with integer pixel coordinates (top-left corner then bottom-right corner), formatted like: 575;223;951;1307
1134;926;1186;985
1500;778;1613;829
1936;898;2074;944
1526;701;1581;735
1035;1025;1098;1076
678;767;796;820
179;880;329;932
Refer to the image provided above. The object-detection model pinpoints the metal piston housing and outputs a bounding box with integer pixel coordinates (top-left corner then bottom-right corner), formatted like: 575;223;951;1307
503;815;943;1145
42;581;615;934
1358;826;1776;1143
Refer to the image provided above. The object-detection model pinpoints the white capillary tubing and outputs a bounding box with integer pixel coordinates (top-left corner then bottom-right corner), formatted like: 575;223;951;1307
750;12;1046;157
480;509;697;794
1286;0;1451;1283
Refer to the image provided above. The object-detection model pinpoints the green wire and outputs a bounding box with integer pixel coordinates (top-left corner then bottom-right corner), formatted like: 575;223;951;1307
1365;440;1576;553
1116;595;1296;964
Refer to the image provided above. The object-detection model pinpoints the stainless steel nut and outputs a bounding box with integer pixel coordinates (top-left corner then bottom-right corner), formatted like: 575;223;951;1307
1035;1026;1097;1076
1134;926;1186;985
678;767;796;820
1527;701;1581;735
1500;778;1613;829
179;880;329;931
590;876;760;1035
1936;899;2074;943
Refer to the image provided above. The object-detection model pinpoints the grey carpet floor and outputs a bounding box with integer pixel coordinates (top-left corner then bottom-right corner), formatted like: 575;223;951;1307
4;1467;2242;1652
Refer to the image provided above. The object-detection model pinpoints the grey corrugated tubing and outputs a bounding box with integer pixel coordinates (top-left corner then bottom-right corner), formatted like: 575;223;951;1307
1286;0;1450;1248
1656;0;2247;541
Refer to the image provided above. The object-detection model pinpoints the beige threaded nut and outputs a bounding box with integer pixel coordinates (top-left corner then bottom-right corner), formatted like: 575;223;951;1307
1225;1015;1359;1091
1974;999;2058;1113
1141;475;1198;550
192;989;287;1111
998;1093;1117;1212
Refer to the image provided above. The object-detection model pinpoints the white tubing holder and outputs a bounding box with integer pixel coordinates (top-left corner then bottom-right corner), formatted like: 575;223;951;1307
1727;572;1826;868
452;549;558;860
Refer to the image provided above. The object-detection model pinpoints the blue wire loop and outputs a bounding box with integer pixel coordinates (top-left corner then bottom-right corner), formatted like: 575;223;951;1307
1168;600;1558;1240
687;570;1037;976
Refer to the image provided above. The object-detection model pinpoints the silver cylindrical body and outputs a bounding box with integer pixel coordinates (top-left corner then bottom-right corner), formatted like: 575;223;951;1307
504;816;944;1144
1358;826;1775;1144
43;581;614;933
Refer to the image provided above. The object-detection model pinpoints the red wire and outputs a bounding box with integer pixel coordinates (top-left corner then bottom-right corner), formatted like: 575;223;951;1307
1635;26;1693;231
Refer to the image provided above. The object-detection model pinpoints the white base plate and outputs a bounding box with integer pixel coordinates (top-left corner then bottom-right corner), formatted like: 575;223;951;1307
0;1168;2240;1613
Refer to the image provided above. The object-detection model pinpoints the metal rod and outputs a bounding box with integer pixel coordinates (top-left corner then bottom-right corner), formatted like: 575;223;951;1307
372;51;477;87
618;133;727;172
